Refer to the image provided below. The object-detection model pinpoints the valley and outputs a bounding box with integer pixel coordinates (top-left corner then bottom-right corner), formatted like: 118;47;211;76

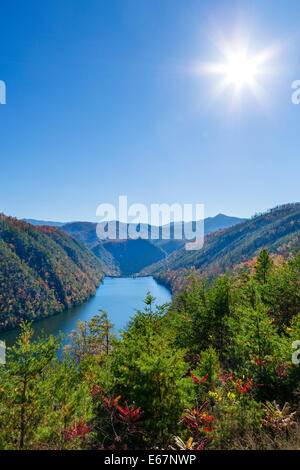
1;204;299;334
30;213;247;276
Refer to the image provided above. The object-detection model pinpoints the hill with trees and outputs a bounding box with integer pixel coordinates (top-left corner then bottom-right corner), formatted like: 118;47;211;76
0;215;104;331
99;238;166;276
142;203;300;292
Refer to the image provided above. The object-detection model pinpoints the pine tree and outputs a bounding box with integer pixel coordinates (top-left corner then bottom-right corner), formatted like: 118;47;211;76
254;249;274;284
0;322;60;449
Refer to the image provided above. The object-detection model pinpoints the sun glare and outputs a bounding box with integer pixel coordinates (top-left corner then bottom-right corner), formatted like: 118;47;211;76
194;37;279;106
222;51;259;89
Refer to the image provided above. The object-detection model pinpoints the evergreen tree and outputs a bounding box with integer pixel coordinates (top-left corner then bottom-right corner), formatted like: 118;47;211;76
254;249;274;284
108;299;192;448
0;322;60;449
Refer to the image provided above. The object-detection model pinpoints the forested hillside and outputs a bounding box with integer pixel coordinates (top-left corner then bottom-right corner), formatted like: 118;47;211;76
143;204;300;292
100;238;166;276
0;216;104;331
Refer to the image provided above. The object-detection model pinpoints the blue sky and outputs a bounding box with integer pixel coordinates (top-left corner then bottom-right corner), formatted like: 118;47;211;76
1;0;300;222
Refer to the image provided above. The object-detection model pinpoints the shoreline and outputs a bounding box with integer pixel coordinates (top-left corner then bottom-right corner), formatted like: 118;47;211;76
0;275;172;345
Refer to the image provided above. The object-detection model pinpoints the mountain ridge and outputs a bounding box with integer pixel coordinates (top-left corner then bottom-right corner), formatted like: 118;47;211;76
141;203;300;291
21;219;65;227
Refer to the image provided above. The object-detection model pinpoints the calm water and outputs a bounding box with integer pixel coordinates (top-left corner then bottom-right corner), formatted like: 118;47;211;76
0;276;171;348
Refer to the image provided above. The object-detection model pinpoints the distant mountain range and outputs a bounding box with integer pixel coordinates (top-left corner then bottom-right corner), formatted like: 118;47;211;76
21;219;65;227
21;214;246;276
141;203;300;292
58;214;247;275
22;213;246;239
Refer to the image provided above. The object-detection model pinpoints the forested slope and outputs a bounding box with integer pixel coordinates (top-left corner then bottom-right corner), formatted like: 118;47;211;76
100;238;166;276
0;216;104;331
143;204;300;291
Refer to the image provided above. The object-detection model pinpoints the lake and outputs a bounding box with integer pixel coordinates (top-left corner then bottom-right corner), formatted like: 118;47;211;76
0;276;172;348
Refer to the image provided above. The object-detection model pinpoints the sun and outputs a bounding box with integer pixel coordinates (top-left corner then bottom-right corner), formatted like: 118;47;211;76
222;51;259;89
194;38;278;104
205;46;265;95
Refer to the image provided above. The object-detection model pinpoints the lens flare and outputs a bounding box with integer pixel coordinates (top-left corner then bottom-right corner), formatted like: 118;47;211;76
193;38;279;106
